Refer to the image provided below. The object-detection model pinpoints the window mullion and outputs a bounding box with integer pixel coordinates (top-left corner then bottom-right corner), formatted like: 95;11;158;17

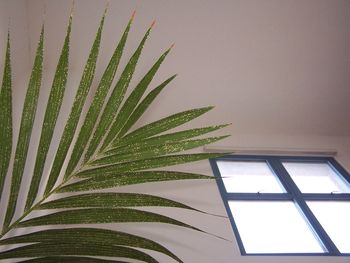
303;193;350;201
328;158;350;184
227;193;292;201
209;158;248;255
270;158;341;255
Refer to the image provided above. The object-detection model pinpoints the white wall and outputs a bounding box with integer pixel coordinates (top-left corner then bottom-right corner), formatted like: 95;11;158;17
0;0;350;262
0;0;30;136
0;0;29;75
21;0;350;137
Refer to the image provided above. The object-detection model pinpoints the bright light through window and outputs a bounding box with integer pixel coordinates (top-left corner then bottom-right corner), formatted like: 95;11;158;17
211;156;350;256
217;161;285;193
307;201;350;253
282;162;350;193
229;201;325;253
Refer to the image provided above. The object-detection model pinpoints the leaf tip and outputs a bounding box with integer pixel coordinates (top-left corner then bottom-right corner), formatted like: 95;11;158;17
104;0;110;16
131;10;136;20
150;19;156;28
223;123;233;128
42;2;47;24
221;134;231;140
69;0;75;19
40;23;45;36
7;17;11;31
6;27;10;42
206;105;215;111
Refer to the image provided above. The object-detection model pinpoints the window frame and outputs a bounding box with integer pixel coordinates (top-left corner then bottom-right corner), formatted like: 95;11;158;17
210;155;350;256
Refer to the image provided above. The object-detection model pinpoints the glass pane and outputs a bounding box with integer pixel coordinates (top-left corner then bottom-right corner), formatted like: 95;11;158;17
217;161;285;193
282;162;350;193
307;201;350;253
229;201;325;253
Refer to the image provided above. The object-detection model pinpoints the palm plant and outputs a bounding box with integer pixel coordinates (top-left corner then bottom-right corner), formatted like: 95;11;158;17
0;7;229;263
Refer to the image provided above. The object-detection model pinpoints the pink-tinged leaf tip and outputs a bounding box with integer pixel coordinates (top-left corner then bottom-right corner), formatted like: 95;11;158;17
150;20;156;28
131;10;136;20
170;43;175;49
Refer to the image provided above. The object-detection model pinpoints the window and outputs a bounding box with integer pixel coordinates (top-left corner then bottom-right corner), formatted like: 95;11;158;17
210;155;350;256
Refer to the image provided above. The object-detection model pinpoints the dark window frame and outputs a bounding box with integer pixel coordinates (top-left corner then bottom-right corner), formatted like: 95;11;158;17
209;155;350;256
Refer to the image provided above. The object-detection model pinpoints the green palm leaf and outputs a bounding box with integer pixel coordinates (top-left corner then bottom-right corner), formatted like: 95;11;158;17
0;228;183;262
83;21;154;163
118;74;177;138
100;45;174;151
77;153;226;177
91;136;229;166
0;8;230;262
17;208;200;230
25;14;72;210
0;32;12;201
0;243;159;263
2;25;44;232
44;9;114;194
38;193;198;211
57;171;211;192
106;124;230;155
20;257;129;263
62;12;133;180
112;107;215;148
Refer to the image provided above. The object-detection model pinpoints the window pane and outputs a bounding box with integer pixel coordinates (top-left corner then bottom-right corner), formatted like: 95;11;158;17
307;201;350;253
217;161;285;193
229;201;325;253
282;162;350;193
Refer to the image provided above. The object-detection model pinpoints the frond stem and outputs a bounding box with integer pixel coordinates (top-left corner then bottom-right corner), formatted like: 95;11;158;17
0;143;112;239
0;177;70;238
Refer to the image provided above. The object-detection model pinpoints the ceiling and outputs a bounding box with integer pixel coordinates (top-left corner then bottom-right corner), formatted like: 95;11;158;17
2;0;350;140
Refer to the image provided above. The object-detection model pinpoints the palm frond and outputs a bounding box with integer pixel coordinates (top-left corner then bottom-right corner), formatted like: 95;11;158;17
118;74;177;137
0;243;159;263
61;10;133;181
57;171;212;193
2;25;44;232
25;13;72;211
0;228;183;263
0;31;12;201
90;136;229;166
20;257;129;263
106;123;230;155
77;153;227;177
38;193;200;211
0;8;230;263
82;20;154;164
112;106;216;148
44;10;111;195
100;44;174;151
